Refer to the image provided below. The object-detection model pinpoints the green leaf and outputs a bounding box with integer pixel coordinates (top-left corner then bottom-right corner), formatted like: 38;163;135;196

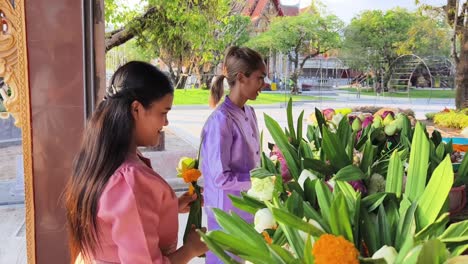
445;139;453;154
286;191;304;218
261;152;280;174
303;158;335;175
212;208;267;249
207;231;271;263
272;207;325;237
335;181;358;221
322;127;351;170
303;178;317;207
198;231;240;264
456;151;468;185
315;180;333;223
269;244;296;263
229;193;266;214
362;193;387;212
450;245;468;257
386;150;404;198
360;138;377;175
416;239;448;264
333;165;365;181
250;167;276;179
417;155;453;229
415;213;449;240
360;207;378;254
287;98;296;144
405;122;430;202
329;193;354;242
438;220;468;243
314;108;327;134
396;201;418;250
377;204;391;247
264;114;300;180
435;143;446;161
303;201;331;233
297;110;305;146
303;235;314;264
337;114;352;147
300;140;314;159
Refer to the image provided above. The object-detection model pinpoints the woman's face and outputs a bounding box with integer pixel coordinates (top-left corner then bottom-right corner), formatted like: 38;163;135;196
131;93;173;147
239;64;266;101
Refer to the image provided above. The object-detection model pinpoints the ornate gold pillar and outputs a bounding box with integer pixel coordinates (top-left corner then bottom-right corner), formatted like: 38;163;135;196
0;0;35;262
0;0;105;263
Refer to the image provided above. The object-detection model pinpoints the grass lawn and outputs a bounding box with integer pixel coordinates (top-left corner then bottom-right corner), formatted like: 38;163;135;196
173;89;329;105
340;87;455;98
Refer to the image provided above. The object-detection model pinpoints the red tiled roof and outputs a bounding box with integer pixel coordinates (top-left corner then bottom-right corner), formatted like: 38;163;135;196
243;0;284;19
280;4;300;16
242;0;257;16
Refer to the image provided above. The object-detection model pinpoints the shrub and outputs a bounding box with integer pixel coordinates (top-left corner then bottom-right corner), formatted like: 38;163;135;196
433;108;468;129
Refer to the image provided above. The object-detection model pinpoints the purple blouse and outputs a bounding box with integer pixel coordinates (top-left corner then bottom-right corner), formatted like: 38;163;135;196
201;96;260;230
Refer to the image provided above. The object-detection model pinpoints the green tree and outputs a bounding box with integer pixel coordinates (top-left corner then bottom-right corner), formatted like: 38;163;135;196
417;0;467;108
104;0;250;89
247;12;343;93
342;8;422;90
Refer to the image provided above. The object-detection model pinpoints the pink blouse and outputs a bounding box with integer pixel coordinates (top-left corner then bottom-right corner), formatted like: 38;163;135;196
92;154;178;263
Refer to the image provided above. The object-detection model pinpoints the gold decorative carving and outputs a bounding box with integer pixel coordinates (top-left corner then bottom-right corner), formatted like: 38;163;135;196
0;1;36;263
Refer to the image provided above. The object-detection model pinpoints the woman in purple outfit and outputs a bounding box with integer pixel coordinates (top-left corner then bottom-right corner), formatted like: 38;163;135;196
201;46;266;264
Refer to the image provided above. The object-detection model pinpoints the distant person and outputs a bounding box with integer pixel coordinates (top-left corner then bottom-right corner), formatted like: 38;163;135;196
201;46;265;264
65;61;207;263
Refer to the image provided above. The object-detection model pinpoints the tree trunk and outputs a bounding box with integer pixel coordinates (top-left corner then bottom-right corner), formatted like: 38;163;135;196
455;25;468;109
105;7;158;53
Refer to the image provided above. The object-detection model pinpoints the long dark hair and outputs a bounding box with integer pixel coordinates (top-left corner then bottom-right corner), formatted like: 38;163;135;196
210;46;264;107
65;61;173;261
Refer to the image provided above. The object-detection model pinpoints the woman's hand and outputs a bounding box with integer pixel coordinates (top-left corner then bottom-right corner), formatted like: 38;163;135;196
178;189;204;213
178;191;196;213
184;225;208;258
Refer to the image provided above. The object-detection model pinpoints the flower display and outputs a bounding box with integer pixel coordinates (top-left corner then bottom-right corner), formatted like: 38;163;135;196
198;101;468;264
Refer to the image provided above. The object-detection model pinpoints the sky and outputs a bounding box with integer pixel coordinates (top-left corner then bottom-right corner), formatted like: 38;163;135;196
124;0;449;25
281;0;447;24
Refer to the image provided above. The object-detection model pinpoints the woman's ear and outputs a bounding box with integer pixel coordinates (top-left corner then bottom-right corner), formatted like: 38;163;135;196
237;72;245;84
130;100;141;120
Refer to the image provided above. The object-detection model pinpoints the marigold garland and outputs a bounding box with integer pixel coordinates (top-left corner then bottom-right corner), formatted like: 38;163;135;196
312;234;359;264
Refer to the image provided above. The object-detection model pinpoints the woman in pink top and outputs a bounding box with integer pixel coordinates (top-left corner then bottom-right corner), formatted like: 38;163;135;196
65;61;207;263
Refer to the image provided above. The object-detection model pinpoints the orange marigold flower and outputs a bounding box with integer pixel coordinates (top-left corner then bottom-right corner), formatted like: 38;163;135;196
182;168;201;183
312;234;359;264
188;183;195;195
262;231;272;244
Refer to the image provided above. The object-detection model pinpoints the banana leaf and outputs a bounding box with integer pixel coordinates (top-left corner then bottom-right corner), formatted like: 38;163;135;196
198;231;240;264
416;156;453;229
405;122;430;202
330;193;354;242
385;150;404;198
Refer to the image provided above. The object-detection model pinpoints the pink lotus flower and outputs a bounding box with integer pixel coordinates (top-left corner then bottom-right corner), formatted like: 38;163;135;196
270;145;292;182
362;116;374;128
381;111;394;119
349;180;367;195
322;108;336;121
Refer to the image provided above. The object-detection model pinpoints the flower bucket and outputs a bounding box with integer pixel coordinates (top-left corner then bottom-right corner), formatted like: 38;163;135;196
449;184;467;214
442;137;468;153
